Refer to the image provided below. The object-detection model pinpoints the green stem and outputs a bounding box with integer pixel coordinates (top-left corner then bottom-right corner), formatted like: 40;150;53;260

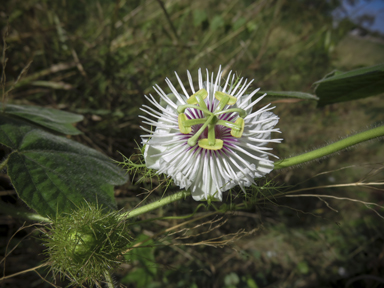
215;97;229;112
216;120;241;131
119;190;191;220
0;200;51;223
215;108;247;118
208;124;216;145
177;104;212;116
183;118;207;126
104;271;115;288
274;125;384;169
0;157;9;170
195;94;208;114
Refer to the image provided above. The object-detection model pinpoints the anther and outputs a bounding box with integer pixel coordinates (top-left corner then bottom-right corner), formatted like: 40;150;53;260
215;91;237;106
178;113;191;134
230;117;245;138
187;89;208;105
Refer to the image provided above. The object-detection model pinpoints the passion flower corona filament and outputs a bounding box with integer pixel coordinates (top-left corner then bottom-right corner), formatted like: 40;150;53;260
140;67;282;201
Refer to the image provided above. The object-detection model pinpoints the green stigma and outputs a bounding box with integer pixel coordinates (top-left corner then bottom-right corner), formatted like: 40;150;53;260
178;89;247;150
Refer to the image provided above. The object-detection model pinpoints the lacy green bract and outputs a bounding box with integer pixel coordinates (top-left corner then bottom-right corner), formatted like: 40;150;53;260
42;203;130;285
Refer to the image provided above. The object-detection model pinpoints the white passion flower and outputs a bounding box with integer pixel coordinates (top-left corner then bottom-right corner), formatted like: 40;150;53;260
140;67;282;201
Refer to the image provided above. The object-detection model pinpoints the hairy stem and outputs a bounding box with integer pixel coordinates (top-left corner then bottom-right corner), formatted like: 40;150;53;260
0;200;51;223
0;157;9;170
177;104;211;115
274;125;384;169
119;190;191;220
104;271;115;288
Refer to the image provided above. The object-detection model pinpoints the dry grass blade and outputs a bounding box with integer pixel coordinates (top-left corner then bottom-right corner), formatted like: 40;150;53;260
1;23;8;105
171;216;228;239
123;211;219;254
30;80;73;90
276;181;384;198
174;228;260;248
286;194;384;218
0;263;49;282
5;62;77;89
156;0;179;42
1;223;42;267
33;269;60;288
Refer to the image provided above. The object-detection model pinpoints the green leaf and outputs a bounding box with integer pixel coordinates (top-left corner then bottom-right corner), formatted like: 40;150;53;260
210;15;224;31
123;234;157;286
127;234;156;274
233;17;247;31
0;115;36;149
0;115;127;218
315;63;384;106
192;9;207;27
256;91;319;100
297;261;309;274
246;278;259;288
224;272;240;286
0;103;83;135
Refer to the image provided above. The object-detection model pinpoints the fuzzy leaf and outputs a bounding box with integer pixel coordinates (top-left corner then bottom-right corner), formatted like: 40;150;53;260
0;115;127;218
0;103;83;135
315;64;384;106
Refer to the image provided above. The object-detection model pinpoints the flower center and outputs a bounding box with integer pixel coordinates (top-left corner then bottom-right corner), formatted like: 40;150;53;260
177;89;247;150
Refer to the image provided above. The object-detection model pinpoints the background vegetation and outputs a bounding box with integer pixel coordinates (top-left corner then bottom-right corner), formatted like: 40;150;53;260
1;0;384;287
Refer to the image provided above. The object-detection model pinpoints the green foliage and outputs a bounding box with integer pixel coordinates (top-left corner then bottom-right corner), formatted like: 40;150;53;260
315;63;384;106
193;10;208;27
297;261;310;274
118;146;173;191
122;234;158;287
255;63;384;106
246;277;259;288
0;103;83;135
42;202;131;286
1;0;341;117
0;106;127;217
210;15;225;31
224;272;240;287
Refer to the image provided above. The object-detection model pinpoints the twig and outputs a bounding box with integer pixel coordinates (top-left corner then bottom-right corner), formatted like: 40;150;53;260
71;49;87;77
0;200;51;223
346;274;384;287
275;181;384;198
0;263;49;281
1;22;9;109
1;223;45;267
33;269;60;288
156;0;179;42
123;211;218;253
316;197;339;213
249;0;285;69
286;194;384;218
